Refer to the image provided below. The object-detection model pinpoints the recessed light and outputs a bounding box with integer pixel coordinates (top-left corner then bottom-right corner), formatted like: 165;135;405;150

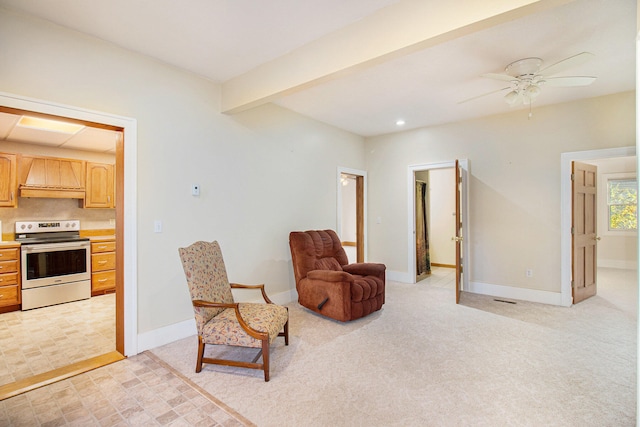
396;119;405;126
17;116;84;134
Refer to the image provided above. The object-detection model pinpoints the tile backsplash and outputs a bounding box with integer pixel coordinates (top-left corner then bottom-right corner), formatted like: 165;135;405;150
0;197;115;239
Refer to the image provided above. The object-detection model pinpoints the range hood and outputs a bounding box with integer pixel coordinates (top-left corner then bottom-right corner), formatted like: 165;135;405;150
19;156;85;199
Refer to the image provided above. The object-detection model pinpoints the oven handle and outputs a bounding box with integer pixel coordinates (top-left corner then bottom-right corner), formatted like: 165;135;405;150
22;241;91;253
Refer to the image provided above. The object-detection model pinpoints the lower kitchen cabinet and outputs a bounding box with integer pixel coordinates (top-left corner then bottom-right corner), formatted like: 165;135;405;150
0;244;21;312
91;237;116;296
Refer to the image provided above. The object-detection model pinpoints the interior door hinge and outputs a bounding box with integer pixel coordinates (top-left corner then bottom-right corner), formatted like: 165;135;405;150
571;226;575;235
571;173;575;181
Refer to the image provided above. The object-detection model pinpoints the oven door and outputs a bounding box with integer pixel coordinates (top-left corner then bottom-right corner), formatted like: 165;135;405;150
21;240;91;290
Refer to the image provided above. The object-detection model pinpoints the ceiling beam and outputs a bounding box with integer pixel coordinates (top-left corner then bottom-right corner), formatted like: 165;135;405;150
221;0;575;114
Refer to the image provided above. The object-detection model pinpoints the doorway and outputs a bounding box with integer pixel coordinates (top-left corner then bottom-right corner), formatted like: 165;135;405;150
337;167;366;263
408;160;469;295
0;93;137;397
560;147;636;306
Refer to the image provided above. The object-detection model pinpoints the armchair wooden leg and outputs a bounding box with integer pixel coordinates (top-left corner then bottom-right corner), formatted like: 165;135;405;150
262;339;270;382
196;336;205;373
284;320;289;346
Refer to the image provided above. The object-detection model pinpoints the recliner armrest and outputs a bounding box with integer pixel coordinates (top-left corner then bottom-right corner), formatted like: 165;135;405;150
342;263;386;276
307;270;353;282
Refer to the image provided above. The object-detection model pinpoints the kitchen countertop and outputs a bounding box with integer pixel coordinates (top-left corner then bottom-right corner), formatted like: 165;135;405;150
89;235;116;242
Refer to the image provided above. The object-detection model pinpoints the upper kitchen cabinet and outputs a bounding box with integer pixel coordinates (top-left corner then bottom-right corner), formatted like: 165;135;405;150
0;153;17;207
19;155;85;199
83;162;115;208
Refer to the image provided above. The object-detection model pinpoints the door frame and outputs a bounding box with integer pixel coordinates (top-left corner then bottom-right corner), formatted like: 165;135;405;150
337;167;367;262
0;91;139;356
560;146;635;307
407;160;469;287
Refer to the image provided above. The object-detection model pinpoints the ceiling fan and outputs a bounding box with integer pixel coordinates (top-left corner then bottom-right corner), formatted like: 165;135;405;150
460;52;597;107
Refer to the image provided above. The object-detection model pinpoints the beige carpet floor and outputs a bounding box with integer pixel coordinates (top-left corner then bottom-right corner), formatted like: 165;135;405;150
150;267;637;427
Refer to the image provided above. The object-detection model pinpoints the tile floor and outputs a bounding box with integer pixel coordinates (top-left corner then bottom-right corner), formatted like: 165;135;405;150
0;351;252;426
0;294;116;385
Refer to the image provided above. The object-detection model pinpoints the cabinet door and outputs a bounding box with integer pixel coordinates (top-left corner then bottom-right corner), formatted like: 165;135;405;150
84;162;114;208
0;153;17;207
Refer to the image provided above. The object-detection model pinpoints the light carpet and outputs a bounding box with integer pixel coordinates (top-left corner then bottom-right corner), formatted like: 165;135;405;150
151;268;636;426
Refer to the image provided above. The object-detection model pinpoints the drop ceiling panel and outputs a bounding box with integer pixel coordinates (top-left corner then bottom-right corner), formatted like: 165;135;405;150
61;127;117;153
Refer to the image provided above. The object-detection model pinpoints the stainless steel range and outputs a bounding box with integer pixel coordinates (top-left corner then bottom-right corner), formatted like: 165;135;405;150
16;220;91;310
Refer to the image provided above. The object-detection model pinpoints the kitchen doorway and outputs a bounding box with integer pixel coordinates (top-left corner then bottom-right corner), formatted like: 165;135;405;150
0;93;137;398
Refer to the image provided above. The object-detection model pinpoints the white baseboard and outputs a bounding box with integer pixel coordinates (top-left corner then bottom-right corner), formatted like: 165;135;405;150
598;259;638;269
137;318;196;352
468;281;564;306
387;270;412;283
136;289;297;353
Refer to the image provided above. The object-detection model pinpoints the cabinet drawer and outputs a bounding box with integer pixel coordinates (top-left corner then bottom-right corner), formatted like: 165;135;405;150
92;252;115;272
0;247;19;260
0;272;18;286
0;285;19;305
92;270;115;292
91;241;115;253
0;259;18;274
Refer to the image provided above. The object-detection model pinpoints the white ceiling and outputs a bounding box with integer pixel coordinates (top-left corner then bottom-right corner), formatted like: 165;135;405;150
0;0;635;145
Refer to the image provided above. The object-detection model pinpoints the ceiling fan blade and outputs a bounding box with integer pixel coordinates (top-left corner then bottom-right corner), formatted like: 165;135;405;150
543;76;597;87
458;86;511;104
540;52;594;77
481;73;516;82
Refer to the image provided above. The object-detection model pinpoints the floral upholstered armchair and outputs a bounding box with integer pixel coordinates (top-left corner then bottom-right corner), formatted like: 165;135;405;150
289;230;385;322
178;240;289;381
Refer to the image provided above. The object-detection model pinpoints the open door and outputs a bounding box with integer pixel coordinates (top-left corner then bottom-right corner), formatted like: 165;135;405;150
572;161;598;303
454;159;463;304
338;170;366;264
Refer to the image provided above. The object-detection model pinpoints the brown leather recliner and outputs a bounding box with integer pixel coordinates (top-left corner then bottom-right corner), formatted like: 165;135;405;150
289;230;385;322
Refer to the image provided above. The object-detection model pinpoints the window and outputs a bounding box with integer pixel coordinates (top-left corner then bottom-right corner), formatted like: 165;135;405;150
607;178;637;231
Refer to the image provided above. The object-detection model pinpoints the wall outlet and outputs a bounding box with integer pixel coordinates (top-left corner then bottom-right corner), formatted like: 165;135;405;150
525;269;533;278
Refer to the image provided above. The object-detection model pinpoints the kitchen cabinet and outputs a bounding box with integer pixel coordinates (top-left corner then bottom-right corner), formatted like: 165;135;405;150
0;153;18;207
91;237;116;295
83;162;115;208
0;244;21;312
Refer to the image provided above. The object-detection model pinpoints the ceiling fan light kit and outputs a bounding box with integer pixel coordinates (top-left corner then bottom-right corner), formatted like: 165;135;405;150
461;52;597;117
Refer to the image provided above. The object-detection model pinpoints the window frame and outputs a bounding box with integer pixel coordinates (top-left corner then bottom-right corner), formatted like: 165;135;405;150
600;172;637;237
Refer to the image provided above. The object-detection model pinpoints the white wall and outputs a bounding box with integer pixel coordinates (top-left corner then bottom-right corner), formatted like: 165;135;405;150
366;91;635;295
0;8;366;337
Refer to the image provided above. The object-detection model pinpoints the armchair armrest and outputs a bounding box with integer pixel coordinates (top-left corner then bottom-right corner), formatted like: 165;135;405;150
230;282;274;304
307;270;353;282
342;263;385;277
192;299;268;341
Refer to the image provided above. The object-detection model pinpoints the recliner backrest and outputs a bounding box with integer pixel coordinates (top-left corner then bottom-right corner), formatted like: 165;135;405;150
289;230;349;286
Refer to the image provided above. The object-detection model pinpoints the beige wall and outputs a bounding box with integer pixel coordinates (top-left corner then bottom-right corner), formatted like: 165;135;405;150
0;8;366;334
366;91;635;293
